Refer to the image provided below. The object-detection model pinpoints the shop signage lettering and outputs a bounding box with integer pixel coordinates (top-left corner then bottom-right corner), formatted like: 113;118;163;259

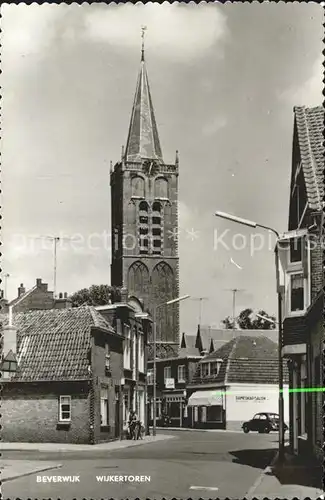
235;396;266;401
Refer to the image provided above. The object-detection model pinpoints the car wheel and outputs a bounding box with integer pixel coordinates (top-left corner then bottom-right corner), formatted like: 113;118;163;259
243;425;249;433
264;426;270;434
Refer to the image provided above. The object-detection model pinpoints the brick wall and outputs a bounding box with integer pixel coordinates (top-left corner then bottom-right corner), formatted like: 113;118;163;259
310;236;323;302
2;382;90;443
92;328;124;443
13;288;54;313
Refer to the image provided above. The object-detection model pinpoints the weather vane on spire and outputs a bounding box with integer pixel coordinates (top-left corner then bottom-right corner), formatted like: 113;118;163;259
141;25;147;61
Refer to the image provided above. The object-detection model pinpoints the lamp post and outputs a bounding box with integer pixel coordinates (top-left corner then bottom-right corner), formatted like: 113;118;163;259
215;211;285;462
152;294;190;437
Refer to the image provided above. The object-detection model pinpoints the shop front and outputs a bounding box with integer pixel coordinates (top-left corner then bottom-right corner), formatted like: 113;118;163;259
162;390;187;427
187;389;225;429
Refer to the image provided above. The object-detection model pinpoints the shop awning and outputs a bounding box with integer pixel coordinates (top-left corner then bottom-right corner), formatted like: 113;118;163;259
187;390;223;407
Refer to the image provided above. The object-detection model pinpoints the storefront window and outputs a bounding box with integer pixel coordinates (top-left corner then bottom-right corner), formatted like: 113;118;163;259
206;406;222;422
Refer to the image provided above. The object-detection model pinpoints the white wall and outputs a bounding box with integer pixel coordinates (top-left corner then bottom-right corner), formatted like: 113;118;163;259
226;384;289;425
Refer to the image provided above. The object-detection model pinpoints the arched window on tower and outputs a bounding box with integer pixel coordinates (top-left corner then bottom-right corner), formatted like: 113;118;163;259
128;261;149;298
152;201;162;255
139;201;149;254
154;177;168;199
152;262;175;341
131;176;145;198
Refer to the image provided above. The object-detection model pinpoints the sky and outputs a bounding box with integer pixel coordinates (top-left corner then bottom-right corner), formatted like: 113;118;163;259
1;2;323;335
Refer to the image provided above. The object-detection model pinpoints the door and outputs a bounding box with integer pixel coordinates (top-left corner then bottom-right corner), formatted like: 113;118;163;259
250;414;260;431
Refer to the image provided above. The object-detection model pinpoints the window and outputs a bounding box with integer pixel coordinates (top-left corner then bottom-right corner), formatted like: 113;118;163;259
147;368;154;385
207;406;222;422
290;237;302;263
164;366;172;381
200;363;210;377
59;396;71;422
123;327;131;370
138;333;144;373
178;365;186;383
139;201;149;212
152;216;161;225
152;201;161;213
139;227;149;235
259;414;267;420
139;215;149;224
152;227;161;236
100;386;109;426
253;414;260;420
290;273;304;311
210;362;220;376
105;344;110;373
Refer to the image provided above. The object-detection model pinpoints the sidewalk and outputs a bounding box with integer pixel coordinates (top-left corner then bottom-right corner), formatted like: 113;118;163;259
1;460;62;483
1;433;174;453
246;449;324;499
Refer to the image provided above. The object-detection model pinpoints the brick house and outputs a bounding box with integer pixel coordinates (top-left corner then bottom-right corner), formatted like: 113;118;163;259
2;278;72;314
187;335;289;431
1;306;124;444
278;105;324;460
95;290;151;431
147;354;202;427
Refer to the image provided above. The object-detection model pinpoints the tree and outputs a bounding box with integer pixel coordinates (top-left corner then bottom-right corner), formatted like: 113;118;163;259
70;285;121;307
222;308;276;330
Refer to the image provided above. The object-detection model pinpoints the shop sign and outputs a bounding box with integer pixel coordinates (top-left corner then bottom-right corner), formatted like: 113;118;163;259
165;378;175;389
236;396;266;402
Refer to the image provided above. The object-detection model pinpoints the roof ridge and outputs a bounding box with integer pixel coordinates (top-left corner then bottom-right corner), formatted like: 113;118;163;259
224;337;238;384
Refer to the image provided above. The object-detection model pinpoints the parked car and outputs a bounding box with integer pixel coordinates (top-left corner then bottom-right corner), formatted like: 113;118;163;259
242;412;288;434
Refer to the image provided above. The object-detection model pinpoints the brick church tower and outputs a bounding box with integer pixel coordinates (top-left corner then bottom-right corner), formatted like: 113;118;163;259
110;41;180;353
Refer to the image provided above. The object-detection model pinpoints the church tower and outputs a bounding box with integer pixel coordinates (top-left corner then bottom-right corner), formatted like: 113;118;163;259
110;35;180;351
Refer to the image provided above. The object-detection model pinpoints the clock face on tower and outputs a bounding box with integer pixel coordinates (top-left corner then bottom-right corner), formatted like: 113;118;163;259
143;160;159;177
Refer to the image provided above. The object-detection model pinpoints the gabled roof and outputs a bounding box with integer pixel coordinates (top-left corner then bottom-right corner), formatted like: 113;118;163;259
294;106;324;211
124;53;163;163
193;326;278;354
179;333;199;357
191;335;289;386
9;285;37;308
0;306;114;382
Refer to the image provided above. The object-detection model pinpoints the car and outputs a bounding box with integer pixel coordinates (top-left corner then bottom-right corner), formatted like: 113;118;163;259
242;412;288;434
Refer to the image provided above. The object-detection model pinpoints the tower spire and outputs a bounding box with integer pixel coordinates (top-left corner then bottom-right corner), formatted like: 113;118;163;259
124;27;163;163
141;25;147;62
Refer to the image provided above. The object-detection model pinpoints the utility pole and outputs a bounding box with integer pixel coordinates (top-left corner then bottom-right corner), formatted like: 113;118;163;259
224;289;245;330
191;297;208;326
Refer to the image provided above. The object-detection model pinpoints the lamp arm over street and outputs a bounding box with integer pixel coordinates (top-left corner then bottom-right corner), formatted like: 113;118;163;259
214;209;284;461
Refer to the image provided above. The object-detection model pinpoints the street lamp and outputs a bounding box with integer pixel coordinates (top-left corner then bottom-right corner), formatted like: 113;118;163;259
215;210;285;462
152;294;190;437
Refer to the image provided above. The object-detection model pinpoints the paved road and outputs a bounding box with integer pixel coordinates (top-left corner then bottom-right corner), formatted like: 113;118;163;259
3;430;280;499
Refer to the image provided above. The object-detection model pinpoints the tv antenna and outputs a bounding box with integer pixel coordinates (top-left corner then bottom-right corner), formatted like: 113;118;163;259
223;288;245;330
31;235;75;297
191;297;209;326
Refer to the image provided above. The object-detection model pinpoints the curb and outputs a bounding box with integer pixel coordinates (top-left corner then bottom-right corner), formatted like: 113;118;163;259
152;427;244;434
0;435;175;453
245;451;279;498
2;463;62;483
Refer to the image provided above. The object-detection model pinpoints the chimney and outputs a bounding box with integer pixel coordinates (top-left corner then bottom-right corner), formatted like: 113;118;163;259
54;292;72;309
36;278;42;288
3;306;17;356
120;287;128;303
18;283;26;297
